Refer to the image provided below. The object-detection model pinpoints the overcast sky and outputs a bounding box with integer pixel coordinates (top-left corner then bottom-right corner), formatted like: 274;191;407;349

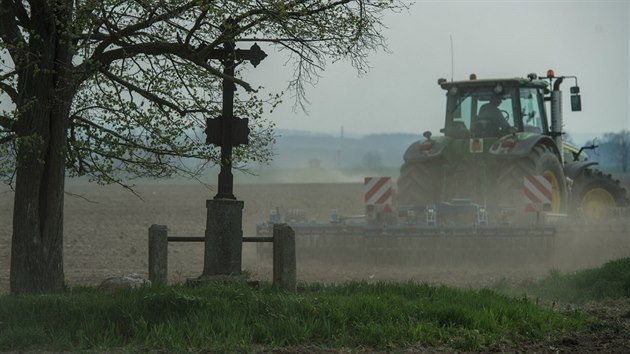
247;0;630;140
0;1;626;141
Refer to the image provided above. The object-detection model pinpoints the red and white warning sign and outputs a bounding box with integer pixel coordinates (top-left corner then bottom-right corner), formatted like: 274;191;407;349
524;175;552;211
364;177;392;206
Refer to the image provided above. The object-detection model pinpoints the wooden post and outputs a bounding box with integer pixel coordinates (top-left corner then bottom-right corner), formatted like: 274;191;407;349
148;224;168;284
273;223;296;292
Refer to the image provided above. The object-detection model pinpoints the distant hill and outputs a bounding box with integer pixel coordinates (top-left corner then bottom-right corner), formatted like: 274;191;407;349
203;130;424;183
268;130;609;170
268;130;421;169
104;129;620;185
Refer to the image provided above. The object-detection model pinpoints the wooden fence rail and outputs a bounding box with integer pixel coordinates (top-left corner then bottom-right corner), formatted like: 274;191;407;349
148;224;295;291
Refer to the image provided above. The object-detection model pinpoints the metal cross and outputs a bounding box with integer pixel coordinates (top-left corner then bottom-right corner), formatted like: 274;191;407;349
205;26;267;199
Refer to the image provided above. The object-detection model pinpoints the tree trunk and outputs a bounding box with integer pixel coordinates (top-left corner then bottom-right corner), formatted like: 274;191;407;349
10;109;68;294
10;1;74;294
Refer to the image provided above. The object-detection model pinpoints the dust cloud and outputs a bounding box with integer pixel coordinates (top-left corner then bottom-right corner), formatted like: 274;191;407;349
0;179;628;293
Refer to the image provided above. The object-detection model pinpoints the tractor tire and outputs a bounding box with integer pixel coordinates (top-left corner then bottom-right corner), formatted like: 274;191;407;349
396;159;443;207
496;144;568;213
571;168;629;219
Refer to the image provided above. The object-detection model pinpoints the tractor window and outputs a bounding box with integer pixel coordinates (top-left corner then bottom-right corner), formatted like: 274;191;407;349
520;88;545;134
472;89;516;137
453;96;472;126
444;91;474;138
475;92;515;126
445;88;517;138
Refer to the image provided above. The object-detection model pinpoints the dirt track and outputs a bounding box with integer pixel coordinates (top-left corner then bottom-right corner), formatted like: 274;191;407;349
1;182;629;293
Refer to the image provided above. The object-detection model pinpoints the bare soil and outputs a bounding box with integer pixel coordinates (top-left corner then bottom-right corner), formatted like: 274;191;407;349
1;181;630;353
3;182;628;290
0;182;371;291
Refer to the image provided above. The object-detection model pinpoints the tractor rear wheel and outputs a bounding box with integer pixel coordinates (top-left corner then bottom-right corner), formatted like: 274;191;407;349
571;169;628;219
396;159;442;207
496;144;568;213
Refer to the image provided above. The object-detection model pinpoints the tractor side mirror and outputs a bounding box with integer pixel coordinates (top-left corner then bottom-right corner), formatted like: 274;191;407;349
570;86;581;112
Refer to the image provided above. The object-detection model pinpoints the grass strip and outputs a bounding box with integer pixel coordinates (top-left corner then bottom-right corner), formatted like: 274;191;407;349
494;258;630;303
0;281;590;352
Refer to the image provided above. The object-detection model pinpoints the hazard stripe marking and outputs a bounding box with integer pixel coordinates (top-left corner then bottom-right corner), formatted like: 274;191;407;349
523;175;552;208
364;177;392;205
524;188;542;203
376;188;392;205
527;175;552;201
364;177;389;204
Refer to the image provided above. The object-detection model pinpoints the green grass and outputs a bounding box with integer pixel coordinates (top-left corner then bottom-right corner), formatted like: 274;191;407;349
494;258;630;304
0;281;590;352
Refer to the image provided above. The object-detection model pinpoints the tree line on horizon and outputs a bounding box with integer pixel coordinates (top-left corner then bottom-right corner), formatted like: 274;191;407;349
578;130;630;173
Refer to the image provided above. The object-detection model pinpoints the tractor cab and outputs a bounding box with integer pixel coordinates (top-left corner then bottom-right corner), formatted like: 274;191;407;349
440;77;550;140
397;70;627;226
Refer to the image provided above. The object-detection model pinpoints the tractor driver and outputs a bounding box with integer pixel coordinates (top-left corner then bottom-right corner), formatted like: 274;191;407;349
475;95;512;136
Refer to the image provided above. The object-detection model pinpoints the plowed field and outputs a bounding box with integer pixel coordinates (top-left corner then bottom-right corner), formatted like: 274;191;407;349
2;182;629;293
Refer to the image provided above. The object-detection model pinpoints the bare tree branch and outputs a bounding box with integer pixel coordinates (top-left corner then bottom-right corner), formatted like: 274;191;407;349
184;8;208;45
74;116;205;159
87;41;255;91
99;67;183;113
91;1;196;59
63;190;98;203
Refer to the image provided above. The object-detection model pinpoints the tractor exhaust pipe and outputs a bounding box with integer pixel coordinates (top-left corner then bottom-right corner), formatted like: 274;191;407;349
547;71;581;164
550;77;564;163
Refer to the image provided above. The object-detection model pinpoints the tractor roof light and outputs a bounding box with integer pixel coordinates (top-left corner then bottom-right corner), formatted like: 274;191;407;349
421;131;434;151
420;141;434;151
547;69;555;78
469;73;477;80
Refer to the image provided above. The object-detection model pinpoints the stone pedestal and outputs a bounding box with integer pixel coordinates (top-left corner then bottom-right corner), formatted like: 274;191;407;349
203;199;244;276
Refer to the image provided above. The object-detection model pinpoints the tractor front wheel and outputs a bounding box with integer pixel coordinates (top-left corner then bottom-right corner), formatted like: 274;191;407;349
571;169;628;219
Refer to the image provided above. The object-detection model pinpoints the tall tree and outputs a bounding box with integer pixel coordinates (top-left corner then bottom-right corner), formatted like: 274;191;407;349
0;0;404;293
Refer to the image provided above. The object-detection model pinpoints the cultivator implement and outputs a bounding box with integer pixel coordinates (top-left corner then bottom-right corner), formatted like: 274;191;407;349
256;211;557;267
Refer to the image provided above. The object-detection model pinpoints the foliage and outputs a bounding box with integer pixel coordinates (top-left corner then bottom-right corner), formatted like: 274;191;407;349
0;281;591;352
0;0;406;186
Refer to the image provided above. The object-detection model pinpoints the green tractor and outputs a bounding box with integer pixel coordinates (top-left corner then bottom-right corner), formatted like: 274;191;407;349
397;71;628;224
